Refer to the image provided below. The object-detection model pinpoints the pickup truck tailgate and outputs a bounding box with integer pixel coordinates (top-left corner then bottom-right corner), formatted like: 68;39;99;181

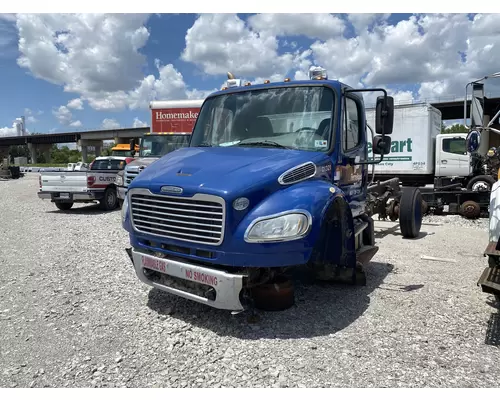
40;171;88;192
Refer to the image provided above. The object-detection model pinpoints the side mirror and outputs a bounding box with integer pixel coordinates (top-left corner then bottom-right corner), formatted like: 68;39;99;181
466;130;481;153
372;135;391;155
375;95;394;135
470;83;485;128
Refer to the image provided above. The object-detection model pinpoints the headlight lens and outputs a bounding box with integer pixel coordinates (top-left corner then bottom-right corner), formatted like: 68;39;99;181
121;195;129;222
245;212;311;242
116;174;124;186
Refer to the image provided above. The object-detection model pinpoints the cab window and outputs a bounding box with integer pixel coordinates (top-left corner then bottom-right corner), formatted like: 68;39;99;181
442;137;467;155
343;97;361;150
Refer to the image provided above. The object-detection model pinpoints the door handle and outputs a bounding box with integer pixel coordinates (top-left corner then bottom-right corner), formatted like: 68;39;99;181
441;160;447;164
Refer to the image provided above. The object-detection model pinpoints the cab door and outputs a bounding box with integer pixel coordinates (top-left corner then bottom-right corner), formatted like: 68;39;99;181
336;94;368;217
435;135;469;177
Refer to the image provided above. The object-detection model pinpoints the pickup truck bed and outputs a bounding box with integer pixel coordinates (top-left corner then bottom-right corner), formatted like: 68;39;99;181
38;156;130;211
38;170;120;211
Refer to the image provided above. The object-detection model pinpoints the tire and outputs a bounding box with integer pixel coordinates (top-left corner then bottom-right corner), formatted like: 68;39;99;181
399;187;423;239
250;276;295;311
460;200;481;219
100;187;118;211
467;175;495;192
55;202;73;211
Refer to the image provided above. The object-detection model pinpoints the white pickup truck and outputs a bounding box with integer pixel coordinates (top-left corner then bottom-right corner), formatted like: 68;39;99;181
38;156;132;211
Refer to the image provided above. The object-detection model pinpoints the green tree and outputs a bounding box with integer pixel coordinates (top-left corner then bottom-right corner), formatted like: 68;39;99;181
9;144;30;163
442;123;468;134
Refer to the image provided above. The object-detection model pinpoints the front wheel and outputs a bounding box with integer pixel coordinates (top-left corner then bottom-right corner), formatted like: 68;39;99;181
100;187;118;211
55;202;73;211
467;175;495;192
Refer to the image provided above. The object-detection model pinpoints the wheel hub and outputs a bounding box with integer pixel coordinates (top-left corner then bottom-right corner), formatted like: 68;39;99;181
472;181;488;191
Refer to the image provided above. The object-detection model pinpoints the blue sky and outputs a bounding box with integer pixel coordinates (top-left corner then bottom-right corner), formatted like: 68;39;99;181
0;12;497;136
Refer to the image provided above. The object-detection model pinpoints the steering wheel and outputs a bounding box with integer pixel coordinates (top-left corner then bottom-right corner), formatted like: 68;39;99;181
295;127;316;132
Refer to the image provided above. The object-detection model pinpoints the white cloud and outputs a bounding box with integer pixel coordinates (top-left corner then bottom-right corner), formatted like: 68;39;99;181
181;14;311;79
70;120;82;127
181;13;500;101
0;123;18;137
101;118;121;129
247;13;345;41
52;105;82;127
67;98;84;110
24;108;39;124
12;14;211;113
16;14;151;93
132;117;148;128
308;13;500;99
52;105;73;125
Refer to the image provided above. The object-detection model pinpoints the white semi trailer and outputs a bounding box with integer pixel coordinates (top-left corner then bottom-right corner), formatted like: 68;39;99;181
366;103;496;192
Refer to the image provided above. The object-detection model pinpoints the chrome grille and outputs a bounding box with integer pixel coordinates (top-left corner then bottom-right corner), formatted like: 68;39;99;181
129;190;225;245
278;162;317;185
125;168;140;186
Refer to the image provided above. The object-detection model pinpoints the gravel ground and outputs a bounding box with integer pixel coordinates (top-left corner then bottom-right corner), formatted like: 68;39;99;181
1;174;499;388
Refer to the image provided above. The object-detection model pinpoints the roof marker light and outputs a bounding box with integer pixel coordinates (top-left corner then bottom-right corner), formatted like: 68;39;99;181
226;71;242;88
309;66;328;80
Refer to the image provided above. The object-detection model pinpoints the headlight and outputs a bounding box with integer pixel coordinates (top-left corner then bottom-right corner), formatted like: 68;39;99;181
244;211;311;243
121;195;129;222
116;174;124;186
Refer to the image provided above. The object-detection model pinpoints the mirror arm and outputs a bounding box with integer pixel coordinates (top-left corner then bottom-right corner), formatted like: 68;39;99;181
354;156;384;165
486;109;500;129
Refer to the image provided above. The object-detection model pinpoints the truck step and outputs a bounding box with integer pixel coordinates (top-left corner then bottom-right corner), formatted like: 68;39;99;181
478;264;500;297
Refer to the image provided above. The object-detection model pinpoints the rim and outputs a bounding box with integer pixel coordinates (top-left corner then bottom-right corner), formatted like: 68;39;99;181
107;191;116;207
472;181;489;191
463;202;479;217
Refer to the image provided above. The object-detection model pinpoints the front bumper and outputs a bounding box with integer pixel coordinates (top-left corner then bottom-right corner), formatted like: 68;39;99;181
38;191;100;202
127;247;248;311
117;186;126;200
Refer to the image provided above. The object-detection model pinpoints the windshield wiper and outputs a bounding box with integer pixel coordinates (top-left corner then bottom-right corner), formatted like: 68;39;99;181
236;140;291;149
197;142;212;147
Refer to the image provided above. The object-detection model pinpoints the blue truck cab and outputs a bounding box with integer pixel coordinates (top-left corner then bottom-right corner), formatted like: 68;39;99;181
122;66;402;312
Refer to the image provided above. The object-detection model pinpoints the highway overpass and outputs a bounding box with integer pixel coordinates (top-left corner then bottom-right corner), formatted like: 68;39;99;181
0;126;149;163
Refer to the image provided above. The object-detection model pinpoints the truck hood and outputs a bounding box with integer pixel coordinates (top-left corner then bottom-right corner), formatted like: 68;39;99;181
128;146;328;198
126;157;159;169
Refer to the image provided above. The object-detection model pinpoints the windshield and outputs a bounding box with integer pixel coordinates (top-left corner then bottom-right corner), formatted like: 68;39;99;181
190;86;334;152
139;134;191;157
112;150;134;157
91;159;127;170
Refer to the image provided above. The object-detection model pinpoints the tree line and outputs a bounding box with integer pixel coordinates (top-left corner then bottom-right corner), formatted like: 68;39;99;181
8;144;112;164
441;123;468;134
